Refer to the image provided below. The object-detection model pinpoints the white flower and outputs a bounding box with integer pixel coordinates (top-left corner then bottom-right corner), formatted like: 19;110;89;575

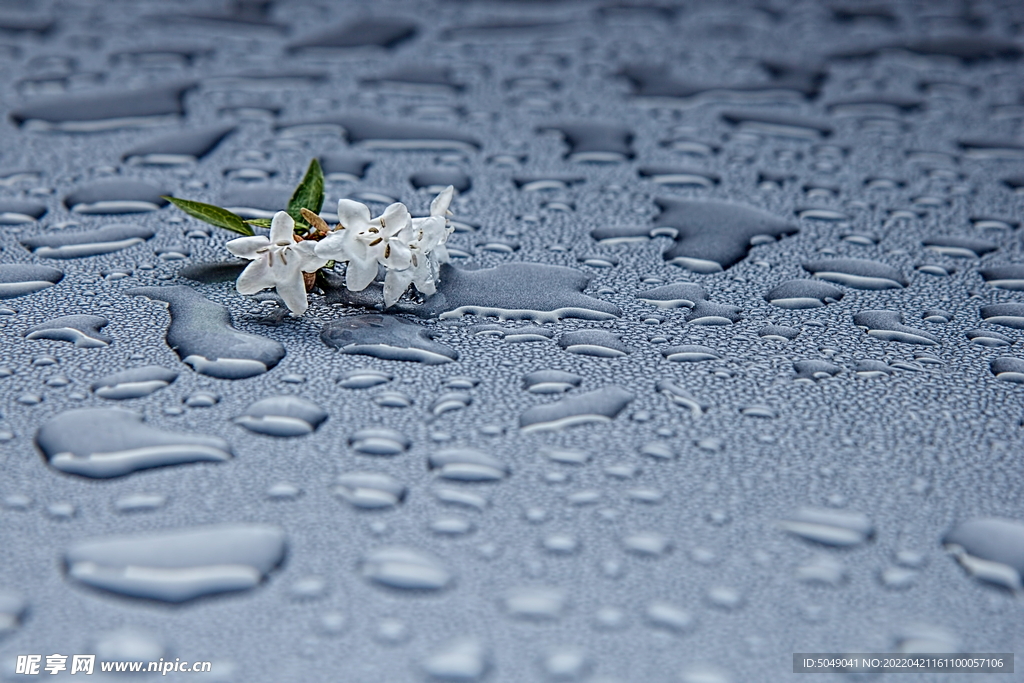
225;211;328;315
381;186;455;308
315;200;411;292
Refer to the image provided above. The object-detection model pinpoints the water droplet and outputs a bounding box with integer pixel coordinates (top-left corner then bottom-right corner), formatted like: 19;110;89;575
644;601;693;633
502;586;566;621
764;280;844;308
430;391;473;416
64;180;169;214
92;366;177;400
802;258;907;289
398;263;620;322
338;368;393;389
129;286;285;378
361;546;453;591
0;591;26;635
989;357;1024;382
853;310;940;345
429;448;509;482
333;472;406;510
11;81;193;132
796;555;847;585
779;507;874;547
520;386;633;432
113;493;167;513
649;199;797;272
636;283;706;309
944;518;1024;590
0;264;64;299
656;380;707;417
36;408;232;478
980;303;1024;328
21;223;154;258
540;122;633;162
64;524;286;602
793;360;841;382
661;344;720;362
923;236;997;258
349;427;410;455
966;329;1012;347
123;125;234;165
558;330;631;357
234;396;328;436
25;314;111;347
979;264;1024;290
321;314;458;364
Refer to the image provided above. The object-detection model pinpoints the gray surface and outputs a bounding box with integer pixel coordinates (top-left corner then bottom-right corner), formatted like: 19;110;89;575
0;0;1023;681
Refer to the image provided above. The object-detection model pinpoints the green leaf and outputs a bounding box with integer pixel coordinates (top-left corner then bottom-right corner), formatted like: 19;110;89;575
163;196;254;236
287;158;324;223
245;218;273;229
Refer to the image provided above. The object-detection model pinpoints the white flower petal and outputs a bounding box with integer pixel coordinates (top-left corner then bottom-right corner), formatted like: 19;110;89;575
383;268;414;308
235;258;276;295
274;265;309;315
346;256;379;292
432;244;451;265
430;185;454;217
314;230;353;261
270;211;295;244
336;199;372;230
290;241;330;272
381;240;412;269
377;202;411;237
226;235;270;259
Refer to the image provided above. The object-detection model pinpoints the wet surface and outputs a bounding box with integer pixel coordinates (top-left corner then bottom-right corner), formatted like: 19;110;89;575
0;0;1023;681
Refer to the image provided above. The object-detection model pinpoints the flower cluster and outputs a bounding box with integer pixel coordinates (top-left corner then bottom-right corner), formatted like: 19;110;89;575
164;159;455;316
316;185;454;309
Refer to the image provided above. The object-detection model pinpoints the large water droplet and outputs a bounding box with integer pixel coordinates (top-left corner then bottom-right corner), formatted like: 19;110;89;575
36;408;232;478
321;314;458;364
520;386;633;432
64;524;285;602
21;223;155;258
129;286;285;378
